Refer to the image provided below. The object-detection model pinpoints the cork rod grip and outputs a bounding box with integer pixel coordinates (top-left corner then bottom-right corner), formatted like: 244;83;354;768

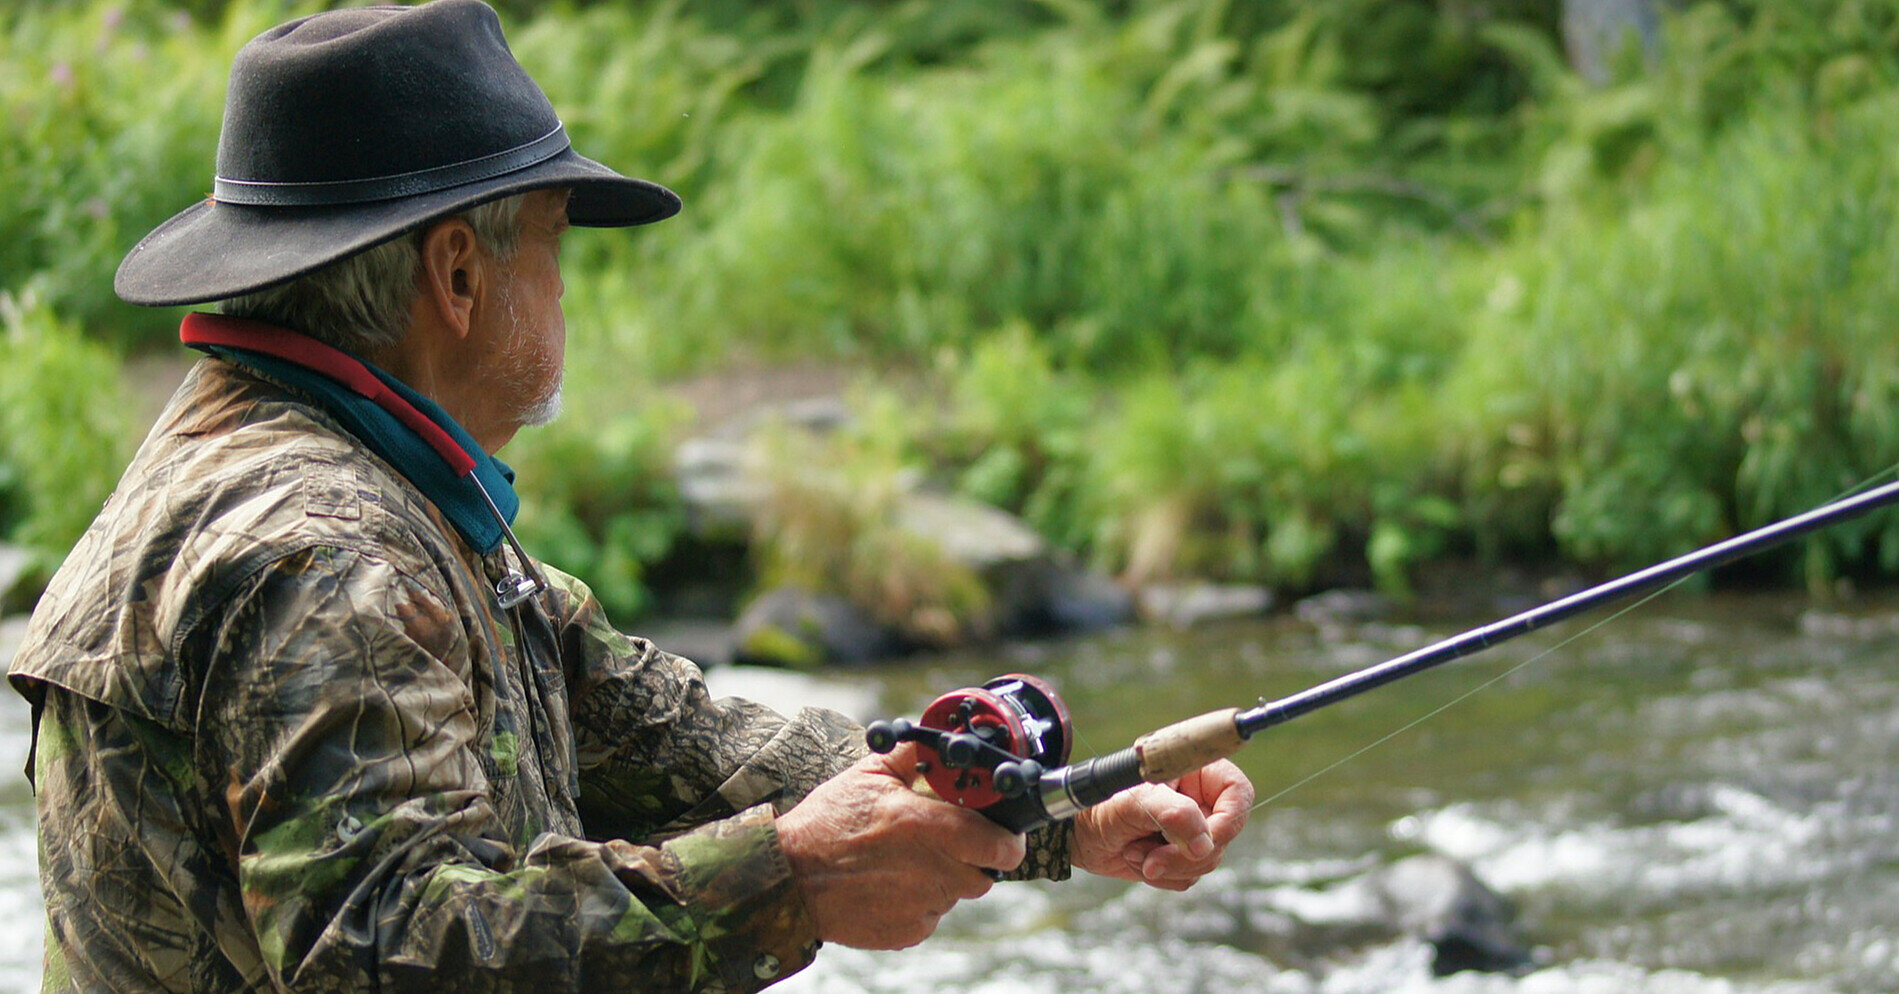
1132;707;1246;782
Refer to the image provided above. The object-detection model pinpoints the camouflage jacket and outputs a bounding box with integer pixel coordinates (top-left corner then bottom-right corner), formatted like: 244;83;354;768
8;357;1071;993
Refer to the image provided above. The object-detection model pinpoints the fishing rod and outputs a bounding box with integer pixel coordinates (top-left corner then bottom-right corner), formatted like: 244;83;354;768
866;474;1899;833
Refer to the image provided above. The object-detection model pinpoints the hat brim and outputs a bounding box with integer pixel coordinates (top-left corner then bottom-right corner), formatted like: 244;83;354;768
115;147;680;307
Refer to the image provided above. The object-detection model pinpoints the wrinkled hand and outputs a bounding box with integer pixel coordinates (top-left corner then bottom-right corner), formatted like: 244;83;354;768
1072;759;1253;890
777;743;1027;950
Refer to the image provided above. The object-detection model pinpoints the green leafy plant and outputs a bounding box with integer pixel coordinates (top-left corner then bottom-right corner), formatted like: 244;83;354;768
15;0;1899;610
746;392;990;646
0;293;132;569
508;408;690;625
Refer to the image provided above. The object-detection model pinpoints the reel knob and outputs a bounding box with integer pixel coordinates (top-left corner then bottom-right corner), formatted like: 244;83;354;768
992;759;1044;798
864;718;912;755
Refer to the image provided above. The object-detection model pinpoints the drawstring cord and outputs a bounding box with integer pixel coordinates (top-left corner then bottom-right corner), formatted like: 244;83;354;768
469;473;548;611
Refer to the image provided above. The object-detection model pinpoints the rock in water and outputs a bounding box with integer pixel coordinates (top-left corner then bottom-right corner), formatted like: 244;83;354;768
1359;854;1533;976
731;588;902;668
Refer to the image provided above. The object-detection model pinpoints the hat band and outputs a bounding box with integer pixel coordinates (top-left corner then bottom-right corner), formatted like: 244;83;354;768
212;124;570;208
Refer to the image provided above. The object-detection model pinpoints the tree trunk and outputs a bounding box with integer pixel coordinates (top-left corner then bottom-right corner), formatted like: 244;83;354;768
1562;0;1663;83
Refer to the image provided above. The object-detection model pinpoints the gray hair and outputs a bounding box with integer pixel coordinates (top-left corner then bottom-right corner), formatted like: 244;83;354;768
216;195;526;356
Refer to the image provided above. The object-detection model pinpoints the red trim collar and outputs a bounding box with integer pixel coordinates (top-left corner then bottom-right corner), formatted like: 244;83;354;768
180;313;477;476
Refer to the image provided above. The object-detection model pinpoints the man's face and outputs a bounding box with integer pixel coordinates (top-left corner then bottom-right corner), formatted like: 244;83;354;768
487;188;570;429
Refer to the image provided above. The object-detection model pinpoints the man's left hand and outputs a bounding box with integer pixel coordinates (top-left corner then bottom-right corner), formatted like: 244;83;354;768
1070;759;1254;890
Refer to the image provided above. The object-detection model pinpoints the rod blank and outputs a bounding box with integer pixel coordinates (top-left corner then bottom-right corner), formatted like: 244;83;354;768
1236;475;1899;738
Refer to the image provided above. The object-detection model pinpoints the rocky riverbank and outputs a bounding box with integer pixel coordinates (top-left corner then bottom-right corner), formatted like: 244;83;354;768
0;356;1595;675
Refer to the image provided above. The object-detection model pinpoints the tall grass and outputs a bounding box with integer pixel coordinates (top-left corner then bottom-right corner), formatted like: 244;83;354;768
9;0;1899;615
1447;83;1899;583
746;395;992;645
0;295;132;567
0;2;275;348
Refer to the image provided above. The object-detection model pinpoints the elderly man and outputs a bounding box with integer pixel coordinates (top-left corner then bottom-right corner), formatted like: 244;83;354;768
8;2;1252;992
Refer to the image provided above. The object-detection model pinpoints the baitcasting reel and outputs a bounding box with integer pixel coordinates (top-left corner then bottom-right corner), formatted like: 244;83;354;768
869;673;1245;833
865;674;1074;833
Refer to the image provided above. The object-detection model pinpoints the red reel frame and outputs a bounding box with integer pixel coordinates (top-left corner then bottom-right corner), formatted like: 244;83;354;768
884;674;1073;810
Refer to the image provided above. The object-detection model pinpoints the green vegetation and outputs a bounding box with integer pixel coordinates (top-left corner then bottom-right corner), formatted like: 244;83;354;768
747;396;993;645
505;405;690;623
7;0;1899;623
0;294;133;589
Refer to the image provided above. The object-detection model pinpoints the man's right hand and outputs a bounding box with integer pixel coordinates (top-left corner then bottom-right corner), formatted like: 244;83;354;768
776;742;1027;949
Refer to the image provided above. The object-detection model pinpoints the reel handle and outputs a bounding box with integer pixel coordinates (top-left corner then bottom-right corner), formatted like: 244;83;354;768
868;692;1249;833
865;674;1074;831
991;760;1043;797
863;718;912;755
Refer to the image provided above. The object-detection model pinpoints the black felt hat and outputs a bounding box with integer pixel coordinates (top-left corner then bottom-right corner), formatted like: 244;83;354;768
115;0;680;307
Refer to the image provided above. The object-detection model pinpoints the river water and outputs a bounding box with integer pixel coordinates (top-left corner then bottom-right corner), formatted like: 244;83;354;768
0;590;1894;992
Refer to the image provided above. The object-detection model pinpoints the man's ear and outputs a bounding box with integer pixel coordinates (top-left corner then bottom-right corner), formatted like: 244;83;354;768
417;217;484;340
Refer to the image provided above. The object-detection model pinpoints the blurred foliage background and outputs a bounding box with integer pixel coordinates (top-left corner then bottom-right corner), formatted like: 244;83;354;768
6;0;1899;623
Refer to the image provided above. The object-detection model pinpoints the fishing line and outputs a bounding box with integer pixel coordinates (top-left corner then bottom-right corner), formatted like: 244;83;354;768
1068;706;1178;844
871;464;1899;838
1245;462;1899;814
1056;582;1669;858
1249;579;1679;813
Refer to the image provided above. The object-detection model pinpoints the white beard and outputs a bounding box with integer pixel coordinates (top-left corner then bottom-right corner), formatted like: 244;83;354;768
518;372;564;427
500;279;564;428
